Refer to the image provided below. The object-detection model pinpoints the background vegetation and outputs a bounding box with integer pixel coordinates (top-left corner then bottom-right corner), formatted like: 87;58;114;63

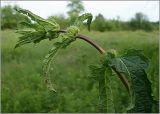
1;3;159;31
1;0;159;113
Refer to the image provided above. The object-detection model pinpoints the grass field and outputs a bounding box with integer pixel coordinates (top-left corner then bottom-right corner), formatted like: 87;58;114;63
1;30;159;112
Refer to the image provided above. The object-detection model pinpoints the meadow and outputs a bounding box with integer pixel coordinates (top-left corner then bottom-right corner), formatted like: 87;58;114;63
1;30;159;112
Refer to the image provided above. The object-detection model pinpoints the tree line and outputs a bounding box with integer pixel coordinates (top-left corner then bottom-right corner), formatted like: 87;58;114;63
1;4;159;32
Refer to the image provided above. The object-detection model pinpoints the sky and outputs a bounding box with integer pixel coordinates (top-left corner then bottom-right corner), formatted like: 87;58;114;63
1;1;159;22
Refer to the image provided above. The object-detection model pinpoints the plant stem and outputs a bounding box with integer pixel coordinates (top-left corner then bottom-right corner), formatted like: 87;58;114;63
59;29;130;94
77;32;130;95
77;34;106;54
111;66;130;95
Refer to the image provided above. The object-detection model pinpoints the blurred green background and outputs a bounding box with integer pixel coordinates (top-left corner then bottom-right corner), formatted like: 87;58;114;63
1;30;159;112
1;0;159;113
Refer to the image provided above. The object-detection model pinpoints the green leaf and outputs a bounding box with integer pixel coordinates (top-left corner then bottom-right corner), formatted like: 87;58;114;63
15;7;80;91
110;49;153;113
15;30;46;48
19;21;44;31
74;13;93;31
89;65;103;80
15;8;60;48
42;27;78;92
42;42;61;92
89;64;115;113
15;7;60;31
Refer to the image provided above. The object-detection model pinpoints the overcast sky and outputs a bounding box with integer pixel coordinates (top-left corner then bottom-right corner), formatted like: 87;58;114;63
1;1;159;22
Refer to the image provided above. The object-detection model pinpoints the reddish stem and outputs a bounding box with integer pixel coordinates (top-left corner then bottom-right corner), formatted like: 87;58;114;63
77;34;106;54
111;66;130;95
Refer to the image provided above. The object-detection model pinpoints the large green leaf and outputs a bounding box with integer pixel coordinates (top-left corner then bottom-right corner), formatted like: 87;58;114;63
110;49;153;113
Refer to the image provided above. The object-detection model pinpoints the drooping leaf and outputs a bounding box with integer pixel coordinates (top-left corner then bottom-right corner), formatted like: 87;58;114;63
74;13;93;31
109;49;153;113
42;26;79;92
89;64;115;113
